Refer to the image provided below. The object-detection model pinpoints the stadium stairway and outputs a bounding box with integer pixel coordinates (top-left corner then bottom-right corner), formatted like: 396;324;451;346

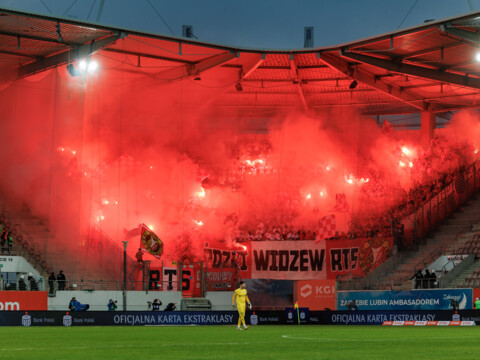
0;203;58;280
449;260;480;288
347;194;480;291
1;199;128;291
441;221;480;288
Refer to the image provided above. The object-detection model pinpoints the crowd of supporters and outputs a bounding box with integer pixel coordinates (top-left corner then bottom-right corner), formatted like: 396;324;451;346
219;135;479;244
349;137;476;241
235;223;316;242
411;269;438;289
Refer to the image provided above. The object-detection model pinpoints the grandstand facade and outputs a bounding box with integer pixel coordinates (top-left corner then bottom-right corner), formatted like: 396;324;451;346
1;6;480;311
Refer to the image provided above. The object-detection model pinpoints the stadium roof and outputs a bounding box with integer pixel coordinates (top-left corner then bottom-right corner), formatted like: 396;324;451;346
2;6;480;117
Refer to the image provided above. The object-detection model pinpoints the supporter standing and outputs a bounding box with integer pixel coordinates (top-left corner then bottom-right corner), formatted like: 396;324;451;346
28;273;38;291
415;270;423;289
136;248;144;264
450;298;460;311
48;272;56;295
423;269;431;289
6;231;12;255
411;270;423;289
57;270;66;290
429;271;437;288
18;275;27;290
0;228;7;254
475;297;480;310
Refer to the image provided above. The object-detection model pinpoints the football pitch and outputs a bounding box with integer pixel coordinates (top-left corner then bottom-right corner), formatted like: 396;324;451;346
0;325;479;359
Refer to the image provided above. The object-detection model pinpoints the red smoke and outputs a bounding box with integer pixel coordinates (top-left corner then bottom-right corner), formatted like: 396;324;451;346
0;53;478;279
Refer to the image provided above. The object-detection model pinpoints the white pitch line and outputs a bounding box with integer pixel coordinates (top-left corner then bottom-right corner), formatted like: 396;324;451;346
0;340;278;352
281;335;479;342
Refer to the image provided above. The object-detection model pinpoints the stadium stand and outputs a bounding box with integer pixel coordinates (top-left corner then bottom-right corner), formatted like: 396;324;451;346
0;205;53;279
0;197;134;293
339;185;480;291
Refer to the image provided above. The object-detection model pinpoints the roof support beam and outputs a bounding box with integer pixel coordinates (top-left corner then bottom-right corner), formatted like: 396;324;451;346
320;52;427;111
446;59;478;70
342;50;480;90
150;51;236;84
290;55;308;107
102;48;194;64
440;24;480;44
0;49;40;59
397;42;463;60
0;29;74;45
241;53;265;79
225;88;376;96
241;77;350;83
17;34;119;78
431;103;480;112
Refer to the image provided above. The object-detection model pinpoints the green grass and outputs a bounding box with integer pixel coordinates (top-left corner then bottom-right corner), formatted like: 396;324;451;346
0;325;479;359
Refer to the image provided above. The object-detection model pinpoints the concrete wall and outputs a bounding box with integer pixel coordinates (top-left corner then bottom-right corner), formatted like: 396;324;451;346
49;290;182;311
205;291;233;310
48;290;235;311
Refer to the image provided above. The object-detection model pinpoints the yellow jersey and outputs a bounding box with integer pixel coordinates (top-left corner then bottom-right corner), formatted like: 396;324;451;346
233;288;249;307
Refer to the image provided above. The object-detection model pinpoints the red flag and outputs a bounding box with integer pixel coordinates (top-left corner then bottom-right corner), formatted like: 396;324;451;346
383;120;393;135
316;215;336;243
124;225;141;239
139;224;164;259
329;194;350;213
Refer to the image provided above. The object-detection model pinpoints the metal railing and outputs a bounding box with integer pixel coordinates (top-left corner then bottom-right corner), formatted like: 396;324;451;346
440;256;461;275
0;278;44;291
401;161;480;250
413;247;446;274
0;211;56;277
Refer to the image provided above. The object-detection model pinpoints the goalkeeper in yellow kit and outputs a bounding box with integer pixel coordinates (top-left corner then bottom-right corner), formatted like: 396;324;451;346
232;281;252;330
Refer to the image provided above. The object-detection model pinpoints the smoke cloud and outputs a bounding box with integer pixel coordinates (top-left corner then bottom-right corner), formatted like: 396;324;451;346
0;55;478;280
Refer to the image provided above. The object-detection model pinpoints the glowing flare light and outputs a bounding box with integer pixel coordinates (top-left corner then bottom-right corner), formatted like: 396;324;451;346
401;147;410;156
195;187;206;198
244;159;264;166
345;174;369;185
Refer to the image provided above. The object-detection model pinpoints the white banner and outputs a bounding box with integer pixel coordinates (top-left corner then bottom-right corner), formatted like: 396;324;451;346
0;256;41;277
250;241;326;280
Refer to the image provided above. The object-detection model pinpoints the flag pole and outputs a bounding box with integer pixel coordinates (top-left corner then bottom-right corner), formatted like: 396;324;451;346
295;301;300;325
